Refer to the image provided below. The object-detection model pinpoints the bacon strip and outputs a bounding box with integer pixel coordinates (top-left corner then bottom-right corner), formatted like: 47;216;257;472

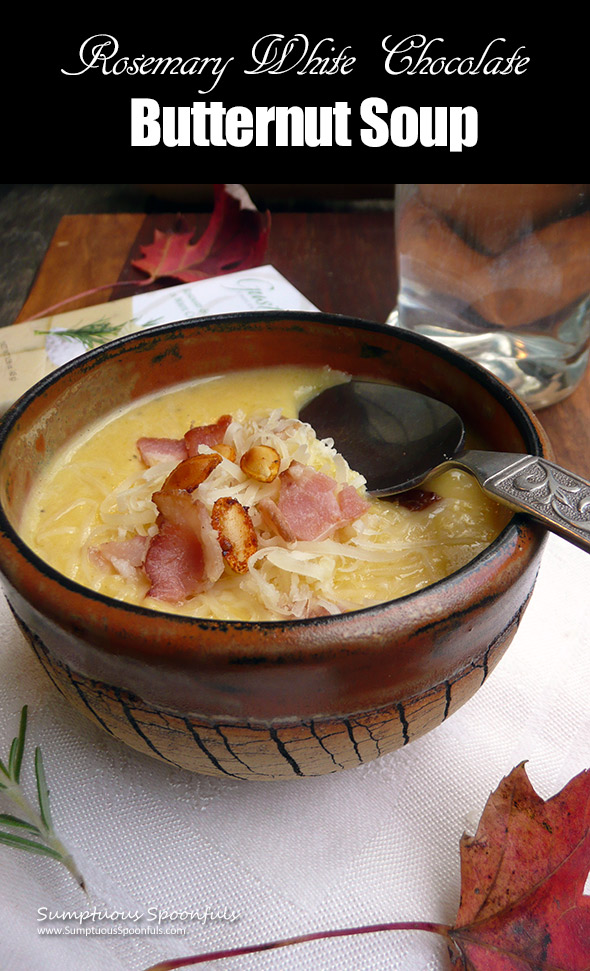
144;490;224;602
337;483;371;520
257;496;296;543
137;413;232;468
137;437;188;467
144;521;208;603
90;535;150;578
184;414;232;456
273;463;369;542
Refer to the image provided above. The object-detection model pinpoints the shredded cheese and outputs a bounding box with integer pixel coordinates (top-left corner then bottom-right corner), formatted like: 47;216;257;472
20;368;511;621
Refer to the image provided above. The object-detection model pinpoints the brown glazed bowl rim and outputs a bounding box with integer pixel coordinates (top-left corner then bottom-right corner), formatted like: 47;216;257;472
0;312;548;655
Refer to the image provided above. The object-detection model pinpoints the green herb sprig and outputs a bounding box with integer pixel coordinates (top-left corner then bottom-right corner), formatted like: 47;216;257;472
36;314;164;352
0;706;86;891
43;317;126;350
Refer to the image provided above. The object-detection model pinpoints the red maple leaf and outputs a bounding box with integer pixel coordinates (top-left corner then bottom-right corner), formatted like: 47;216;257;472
131;184;271;284
25;184;270;320
447;762;590;970
140;764;590;971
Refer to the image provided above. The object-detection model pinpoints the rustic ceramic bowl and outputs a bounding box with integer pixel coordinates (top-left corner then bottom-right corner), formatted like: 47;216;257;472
0;312;549;780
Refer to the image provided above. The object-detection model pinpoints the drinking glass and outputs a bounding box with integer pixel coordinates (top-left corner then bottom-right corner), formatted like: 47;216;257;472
390;184;590;408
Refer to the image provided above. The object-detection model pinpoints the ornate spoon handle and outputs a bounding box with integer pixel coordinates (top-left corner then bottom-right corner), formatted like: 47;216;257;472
454;451;590;553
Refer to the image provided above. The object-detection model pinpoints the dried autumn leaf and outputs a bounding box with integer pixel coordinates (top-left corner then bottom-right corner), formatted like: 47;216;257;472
140;764;590;971
25;186;271;321
131;184;271;284
447;762;590;970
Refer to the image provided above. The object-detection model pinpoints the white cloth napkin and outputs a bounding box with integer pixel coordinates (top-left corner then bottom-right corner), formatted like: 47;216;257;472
1;530;589;971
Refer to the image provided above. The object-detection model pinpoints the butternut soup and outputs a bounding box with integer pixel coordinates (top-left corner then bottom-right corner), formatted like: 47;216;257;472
20;366;510;621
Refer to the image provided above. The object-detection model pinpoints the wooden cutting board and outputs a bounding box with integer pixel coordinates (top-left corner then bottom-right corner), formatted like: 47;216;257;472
14;211;397;324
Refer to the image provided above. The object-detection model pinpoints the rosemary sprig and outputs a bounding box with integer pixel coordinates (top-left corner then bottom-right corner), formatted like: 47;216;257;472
41;317;127;350
0;706;86;891
36;314;164;350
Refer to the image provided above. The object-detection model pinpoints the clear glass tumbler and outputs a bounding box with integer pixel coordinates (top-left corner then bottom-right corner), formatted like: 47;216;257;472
390;184;590;408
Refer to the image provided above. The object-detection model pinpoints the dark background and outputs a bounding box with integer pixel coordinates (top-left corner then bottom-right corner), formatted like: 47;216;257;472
1;19;573;321
6;21;566;172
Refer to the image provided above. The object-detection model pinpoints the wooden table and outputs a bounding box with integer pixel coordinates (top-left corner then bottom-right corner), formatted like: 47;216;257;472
14;211;590;478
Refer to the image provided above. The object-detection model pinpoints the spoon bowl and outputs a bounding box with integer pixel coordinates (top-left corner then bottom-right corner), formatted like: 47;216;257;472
301;381;466;495
301;380;590;553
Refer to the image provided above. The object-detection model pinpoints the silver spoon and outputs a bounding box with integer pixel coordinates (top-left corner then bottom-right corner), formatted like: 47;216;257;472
299;380;590;553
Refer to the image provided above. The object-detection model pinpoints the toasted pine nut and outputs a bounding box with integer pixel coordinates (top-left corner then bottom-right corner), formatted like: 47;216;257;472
213;443;237;462
211;497;258;573
161;454;221;493
240;445;281;483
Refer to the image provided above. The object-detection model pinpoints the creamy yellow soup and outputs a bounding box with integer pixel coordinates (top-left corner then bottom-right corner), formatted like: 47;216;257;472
21;366;510;621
